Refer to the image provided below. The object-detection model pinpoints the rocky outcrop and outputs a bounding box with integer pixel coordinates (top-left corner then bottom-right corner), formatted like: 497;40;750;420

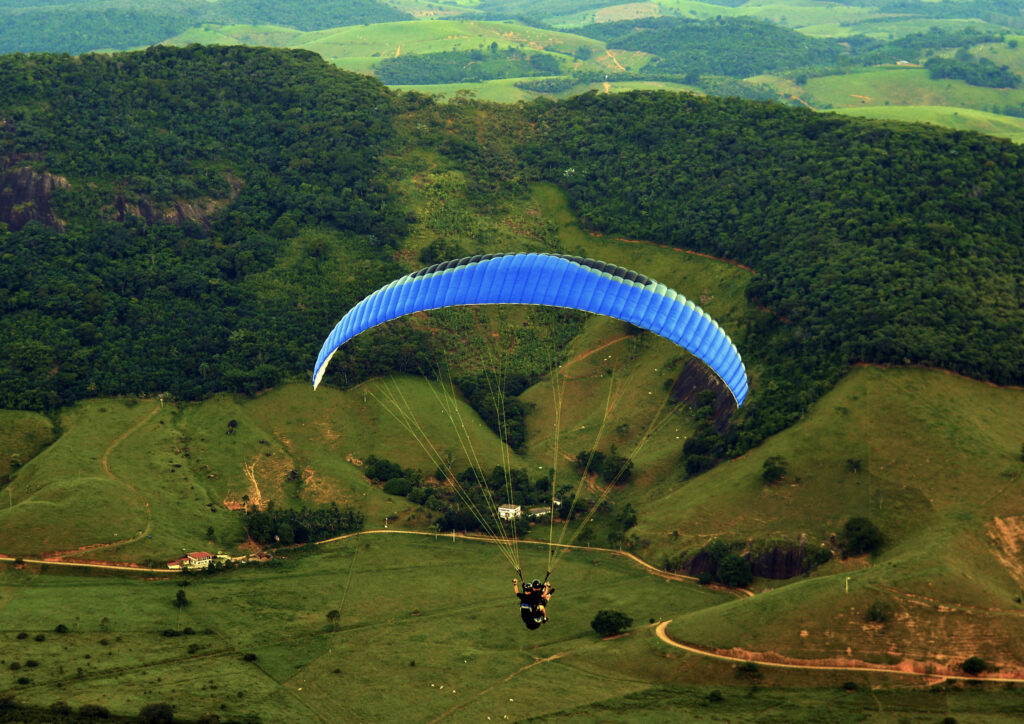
0;166;69;231
669;358;736;433
109;175;241;229
748;545;806;579
684;543;810;580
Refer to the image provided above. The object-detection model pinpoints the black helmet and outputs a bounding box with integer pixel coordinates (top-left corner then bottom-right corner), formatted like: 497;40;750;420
532;580;541;589
523;581;533;590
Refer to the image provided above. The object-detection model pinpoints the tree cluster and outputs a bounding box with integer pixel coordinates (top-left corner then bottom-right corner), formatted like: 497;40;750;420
925;51;1022;88
242;502;364;545
376;48;561;85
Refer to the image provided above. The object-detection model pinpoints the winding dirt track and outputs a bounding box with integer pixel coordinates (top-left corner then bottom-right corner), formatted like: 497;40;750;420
654;621;1024;683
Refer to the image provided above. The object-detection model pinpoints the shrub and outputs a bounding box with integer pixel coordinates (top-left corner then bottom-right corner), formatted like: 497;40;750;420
737;661;761;677
806;546;833;571
78;704;111;718
841;681;858;691
16;632;27;639
962;656;988;675
138;702;175;724
761;456;787;484
16;677;30;685
33;634;45;642
54;624;69;633
866;602;893;623
591;610;633;637
841;517;884;555
697;571;714;585
708;690;723;702
717;554;753;588
383;477;412;496
24;660;38;668
242;653;257;662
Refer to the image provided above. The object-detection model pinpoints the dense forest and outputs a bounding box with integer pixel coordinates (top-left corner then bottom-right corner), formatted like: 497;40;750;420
0;0;410;54
2;45;1024;461
925;51;1022;88
575;17;841;78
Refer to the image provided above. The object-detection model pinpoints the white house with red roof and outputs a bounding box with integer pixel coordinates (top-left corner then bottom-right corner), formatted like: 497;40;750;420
187;551;213;569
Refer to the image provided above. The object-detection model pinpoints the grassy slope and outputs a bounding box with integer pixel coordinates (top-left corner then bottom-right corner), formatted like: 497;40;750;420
0;380;524;560
0;410;53;479
4;535;1024;722
805;67;1024;112
166;19;604;71
651;364;1024;665
834;105;1024;144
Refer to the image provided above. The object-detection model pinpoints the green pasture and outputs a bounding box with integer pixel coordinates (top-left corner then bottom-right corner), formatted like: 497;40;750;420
168;20;603;70
835;105;1024;144
739;1;877;31
393;78;539;102
0;399;157;558
164;23;305;48
805;67;1024;114
553;0;737;28
963;39;1024;77
0;534;734;721
3;535;1024;721
801;16;1008;40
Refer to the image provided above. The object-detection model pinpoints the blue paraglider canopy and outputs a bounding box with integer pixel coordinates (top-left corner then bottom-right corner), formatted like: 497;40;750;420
313;252;747;406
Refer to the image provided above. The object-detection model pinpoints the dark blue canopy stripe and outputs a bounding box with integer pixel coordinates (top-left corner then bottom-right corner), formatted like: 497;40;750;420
313;253;748;406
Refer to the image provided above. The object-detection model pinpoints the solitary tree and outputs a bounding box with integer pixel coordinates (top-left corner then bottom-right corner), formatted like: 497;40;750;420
327;610;341;631
962;656;988;675
175;589;189;609
591;610;632;637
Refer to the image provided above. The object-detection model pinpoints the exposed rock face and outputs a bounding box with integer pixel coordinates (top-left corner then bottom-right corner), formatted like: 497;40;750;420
748;545;805;579
110;175;241;229
0;166;69;231
669;358;736;433
684;545;807;580
687;550;718;578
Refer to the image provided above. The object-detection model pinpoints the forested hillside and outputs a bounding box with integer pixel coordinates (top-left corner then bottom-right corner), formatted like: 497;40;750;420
528;91;1024;447
0;46;408;408
2;45;1023;460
